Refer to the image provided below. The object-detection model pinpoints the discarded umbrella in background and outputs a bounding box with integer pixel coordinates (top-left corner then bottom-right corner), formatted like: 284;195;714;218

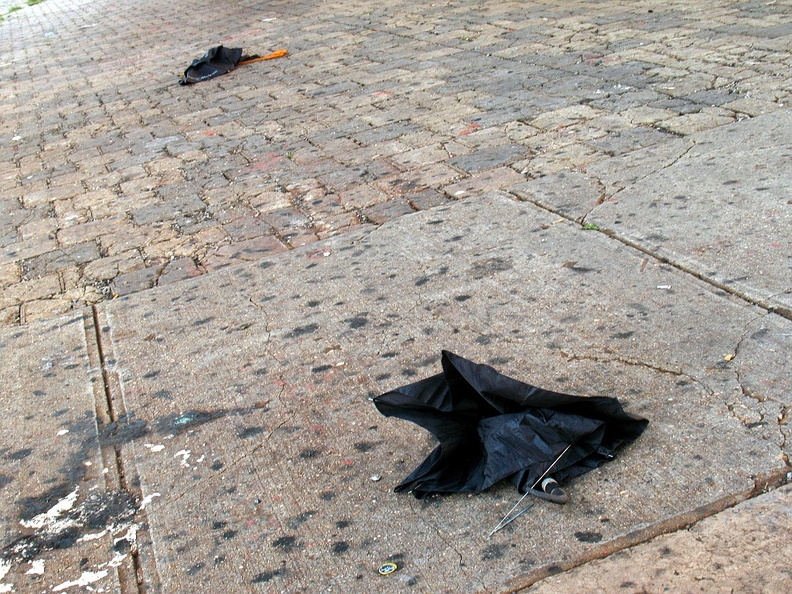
373;351;648;532
179;45;287;85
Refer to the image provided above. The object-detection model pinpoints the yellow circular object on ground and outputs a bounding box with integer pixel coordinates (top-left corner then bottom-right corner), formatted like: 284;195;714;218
378;562;398;575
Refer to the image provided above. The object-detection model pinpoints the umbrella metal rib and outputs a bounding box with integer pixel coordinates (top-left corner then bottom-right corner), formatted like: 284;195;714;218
486;443;573;539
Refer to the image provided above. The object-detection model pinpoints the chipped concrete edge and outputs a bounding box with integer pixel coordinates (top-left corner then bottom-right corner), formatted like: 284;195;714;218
503;468;792;593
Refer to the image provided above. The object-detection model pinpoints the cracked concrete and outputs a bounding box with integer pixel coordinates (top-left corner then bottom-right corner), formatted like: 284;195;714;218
72;193;788;591
3;0;792;324
2;0;791;592
512;110;792;319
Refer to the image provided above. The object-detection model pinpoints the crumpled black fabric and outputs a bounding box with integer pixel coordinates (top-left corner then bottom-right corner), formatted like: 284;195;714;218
373;351;648;498
180;46;256;85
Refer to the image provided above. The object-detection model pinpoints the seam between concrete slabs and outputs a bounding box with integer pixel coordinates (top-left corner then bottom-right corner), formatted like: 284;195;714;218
506;189;792;322
489;191;792;590
505;469;790;592
83;193;789;592
83;306;155;593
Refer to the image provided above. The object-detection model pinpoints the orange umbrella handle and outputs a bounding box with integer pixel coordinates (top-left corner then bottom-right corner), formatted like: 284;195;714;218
238;49;288;65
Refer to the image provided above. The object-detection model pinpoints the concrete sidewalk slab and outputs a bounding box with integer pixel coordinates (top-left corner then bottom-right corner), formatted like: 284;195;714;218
527;484;792;593
96;194;789;591
0;315;135;593
512;111;792;316
3;0;792;325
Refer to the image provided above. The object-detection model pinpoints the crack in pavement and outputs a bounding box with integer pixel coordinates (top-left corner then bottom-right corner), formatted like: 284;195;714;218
579;140;695;225
406;497;477;587
558;350;715;395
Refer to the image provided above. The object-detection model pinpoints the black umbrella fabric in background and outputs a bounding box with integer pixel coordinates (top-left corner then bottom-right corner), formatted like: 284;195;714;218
373;351;648;500
179;45;287;85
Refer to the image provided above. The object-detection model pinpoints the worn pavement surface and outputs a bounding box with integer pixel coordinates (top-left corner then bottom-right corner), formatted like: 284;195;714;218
1;0;791;592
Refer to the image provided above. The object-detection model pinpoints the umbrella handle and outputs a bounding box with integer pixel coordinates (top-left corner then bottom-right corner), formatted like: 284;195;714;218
238;50;288;65
524;478;569;504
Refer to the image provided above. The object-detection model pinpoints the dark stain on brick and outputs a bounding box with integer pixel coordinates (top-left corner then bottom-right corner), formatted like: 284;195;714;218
454;294;471;302
574;531;602;543
354;442;375;452
332;541;349;554
488;357;511;366
99;419;149;446
114;536;131;555
750;328;769;341
17;483;73;522
562;261;596;273
252;569;282;583
5;448;33;461
287;323;319;338
469;257;513;279
238;426;266;439
346;316;368;329
286;511;316;529
272;536;299;552
312;364;333;373
611;331;635;339
9;490;138;561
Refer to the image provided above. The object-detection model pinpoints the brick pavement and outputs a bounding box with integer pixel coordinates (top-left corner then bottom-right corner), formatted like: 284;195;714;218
1;0;791;325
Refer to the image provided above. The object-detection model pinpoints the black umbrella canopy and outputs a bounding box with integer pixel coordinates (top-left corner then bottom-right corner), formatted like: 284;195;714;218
180;45;245;85
374;351;648;499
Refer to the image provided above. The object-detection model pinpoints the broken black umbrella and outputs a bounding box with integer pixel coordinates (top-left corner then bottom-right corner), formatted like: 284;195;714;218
179;45;287;85
373;351;649;530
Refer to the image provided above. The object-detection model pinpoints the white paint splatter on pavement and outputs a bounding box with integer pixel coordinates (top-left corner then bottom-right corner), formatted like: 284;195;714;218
53;570;108;591
20;488;79;530
174;450;191;467
140;493;161;509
